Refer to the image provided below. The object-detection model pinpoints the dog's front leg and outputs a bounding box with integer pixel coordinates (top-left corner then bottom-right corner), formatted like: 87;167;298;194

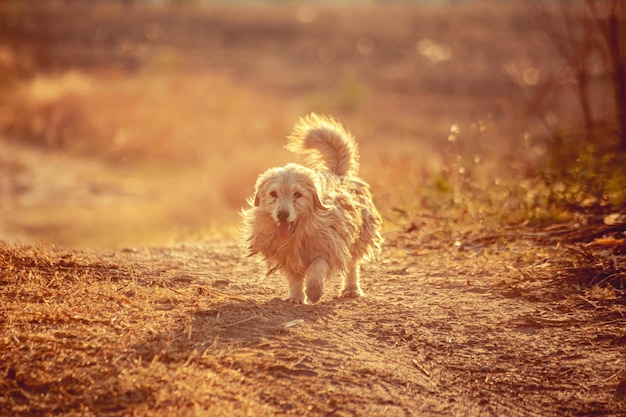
305;258;328;304
284;273;305;304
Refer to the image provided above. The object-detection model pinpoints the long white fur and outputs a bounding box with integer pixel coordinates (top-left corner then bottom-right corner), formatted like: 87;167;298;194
241;113;383;304
286;113;360;177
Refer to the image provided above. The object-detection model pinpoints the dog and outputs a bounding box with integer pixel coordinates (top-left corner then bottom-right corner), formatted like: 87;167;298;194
241;113;383;304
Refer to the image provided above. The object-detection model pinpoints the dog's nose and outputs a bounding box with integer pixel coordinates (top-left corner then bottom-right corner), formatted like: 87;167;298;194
277;210;289;221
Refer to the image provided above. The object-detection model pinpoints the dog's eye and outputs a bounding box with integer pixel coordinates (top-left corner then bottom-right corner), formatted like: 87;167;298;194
270;191;277;198
293;192;302;199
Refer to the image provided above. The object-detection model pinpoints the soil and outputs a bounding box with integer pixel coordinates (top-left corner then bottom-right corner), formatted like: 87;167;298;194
1;233;625;416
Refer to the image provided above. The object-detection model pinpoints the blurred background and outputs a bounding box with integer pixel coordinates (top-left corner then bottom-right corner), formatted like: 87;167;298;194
0;0;623;248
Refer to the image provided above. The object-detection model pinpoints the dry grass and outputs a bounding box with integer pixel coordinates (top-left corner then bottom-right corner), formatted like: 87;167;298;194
2;71;295;164
0;70;302;245
0;68;451;246
2;228;625;416
0;1;567;248
0;242;268;415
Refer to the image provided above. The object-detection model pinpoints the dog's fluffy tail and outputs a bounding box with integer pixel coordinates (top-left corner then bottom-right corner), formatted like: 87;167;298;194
286;113;359;176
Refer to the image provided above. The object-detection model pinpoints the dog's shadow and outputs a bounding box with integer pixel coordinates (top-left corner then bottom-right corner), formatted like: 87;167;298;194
190;296;354;348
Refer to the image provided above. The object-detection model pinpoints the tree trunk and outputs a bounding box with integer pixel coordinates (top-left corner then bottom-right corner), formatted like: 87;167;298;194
607;3;626;150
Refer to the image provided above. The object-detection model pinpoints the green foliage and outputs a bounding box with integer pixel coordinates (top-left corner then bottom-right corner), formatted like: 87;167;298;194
520;0;626;220
543;128;626;211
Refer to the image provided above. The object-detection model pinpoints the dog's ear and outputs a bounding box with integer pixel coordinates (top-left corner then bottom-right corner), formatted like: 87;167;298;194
306;179;331;211
253;183;265;207
313;192;331;211
253;174;272;207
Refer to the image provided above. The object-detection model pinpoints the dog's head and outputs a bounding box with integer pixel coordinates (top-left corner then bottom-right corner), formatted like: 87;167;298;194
252;164;330;239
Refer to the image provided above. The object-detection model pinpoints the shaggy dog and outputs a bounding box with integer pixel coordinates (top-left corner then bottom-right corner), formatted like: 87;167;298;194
242;113;383;304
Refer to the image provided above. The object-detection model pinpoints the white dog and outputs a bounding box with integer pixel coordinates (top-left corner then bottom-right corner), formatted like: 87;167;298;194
242;113;383;304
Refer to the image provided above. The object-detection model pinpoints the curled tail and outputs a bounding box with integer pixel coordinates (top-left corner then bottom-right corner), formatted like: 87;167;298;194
286;113;359;176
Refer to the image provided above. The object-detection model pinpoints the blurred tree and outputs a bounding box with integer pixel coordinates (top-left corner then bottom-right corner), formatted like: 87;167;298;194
526;0;625;151
588;0;626;151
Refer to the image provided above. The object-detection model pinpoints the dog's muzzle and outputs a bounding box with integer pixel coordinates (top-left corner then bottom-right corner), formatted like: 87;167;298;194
276;209;294;239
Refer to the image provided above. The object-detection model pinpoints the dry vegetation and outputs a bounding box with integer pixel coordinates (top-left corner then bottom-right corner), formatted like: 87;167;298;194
1;228;625;416
0;0;561;246
0;1;625;416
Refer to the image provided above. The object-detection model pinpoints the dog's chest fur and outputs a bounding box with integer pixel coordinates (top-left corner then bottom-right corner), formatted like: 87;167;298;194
249;203;356;276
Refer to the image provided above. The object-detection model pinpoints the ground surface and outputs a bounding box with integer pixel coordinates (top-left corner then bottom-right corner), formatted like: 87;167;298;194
1;233;625;416
1;2;625;416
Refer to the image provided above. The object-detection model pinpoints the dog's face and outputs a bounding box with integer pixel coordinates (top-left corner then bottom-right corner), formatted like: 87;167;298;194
253;164;329;239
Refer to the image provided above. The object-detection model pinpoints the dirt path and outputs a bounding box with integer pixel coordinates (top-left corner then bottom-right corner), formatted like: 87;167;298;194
2;236;624;416
177;239;626;416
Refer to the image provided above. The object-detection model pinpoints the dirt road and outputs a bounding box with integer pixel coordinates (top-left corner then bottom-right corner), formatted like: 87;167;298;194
2;233;625;416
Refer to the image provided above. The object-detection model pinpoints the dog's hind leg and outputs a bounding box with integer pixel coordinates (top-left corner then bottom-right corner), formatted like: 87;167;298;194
305;258;328;304
340;261;363;298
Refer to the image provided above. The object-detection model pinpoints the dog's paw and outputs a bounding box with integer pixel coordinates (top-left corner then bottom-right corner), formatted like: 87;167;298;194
305;282;324;304
340;288;363;299
284;296;305;304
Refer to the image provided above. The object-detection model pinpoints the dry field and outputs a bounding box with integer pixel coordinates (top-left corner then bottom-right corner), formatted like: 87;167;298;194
0;1;625;416
0;0;561;247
